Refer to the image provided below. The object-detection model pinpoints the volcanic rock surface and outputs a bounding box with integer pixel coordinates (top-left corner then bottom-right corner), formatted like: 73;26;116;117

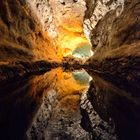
85;0;140;97
0;0;140;140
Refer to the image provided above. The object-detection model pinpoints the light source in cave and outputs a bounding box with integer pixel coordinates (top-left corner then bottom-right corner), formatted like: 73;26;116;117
57;32;93;59
72;45;93;58
72;70;92;85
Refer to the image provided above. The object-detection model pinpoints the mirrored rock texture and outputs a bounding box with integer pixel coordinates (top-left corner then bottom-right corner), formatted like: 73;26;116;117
0;0;140;140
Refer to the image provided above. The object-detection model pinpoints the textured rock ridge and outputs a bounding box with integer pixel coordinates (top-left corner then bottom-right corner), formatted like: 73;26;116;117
85;0;140;59
83;0;140;140
84;0;124;37
0;0;59;64
27;0;91;58
85;0;140;91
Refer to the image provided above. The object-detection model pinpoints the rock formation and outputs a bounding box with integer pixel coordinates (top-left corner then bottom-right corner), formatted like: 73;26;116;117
84;0;140;97
83;0;140;139
0;0;60;62
85;0;140;63
0;0;140;140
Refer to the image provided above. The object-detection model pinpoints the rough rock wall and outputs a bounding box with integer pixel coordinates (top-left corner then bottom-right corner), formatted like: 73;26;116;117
49;0;86;33
84;0;124;37
27;0;91;58
83;1;140;139
27;0;86;37
26;0;57;38
0;0;59;64
84;0;140;60
84;0;140;92
49;0;90;57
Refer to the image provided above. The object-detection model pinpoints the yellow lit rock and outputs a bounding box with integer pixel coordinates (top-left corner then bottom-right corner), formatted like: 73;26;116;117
56;27;91;58
46;0;91;59
30;67;89;99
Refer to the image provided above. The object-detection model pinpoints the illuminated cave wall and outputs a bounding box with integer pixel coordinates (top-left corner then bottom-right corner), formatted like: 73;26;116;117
84;0;140;62
0;0;61;64
0;0;93;65
27;0;92;59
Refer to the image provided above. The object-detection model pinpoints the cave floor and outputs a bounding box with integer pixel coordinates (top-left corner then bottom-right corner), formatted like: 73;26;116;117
0;67;140;140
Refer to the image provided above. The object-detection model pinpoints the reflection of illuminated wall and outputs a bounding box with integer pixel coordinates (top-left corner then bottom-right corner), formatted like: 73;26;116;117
72;70;91;85
31;68;90;98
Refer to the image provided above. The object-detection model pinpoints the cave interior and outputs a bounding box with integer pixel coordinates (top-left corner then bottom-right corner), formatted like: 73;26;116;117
0;0;140;140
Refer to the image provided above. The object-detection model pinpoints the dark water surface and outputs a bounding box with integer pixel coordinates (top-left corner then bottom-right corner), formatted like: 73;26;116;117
0;68;140;140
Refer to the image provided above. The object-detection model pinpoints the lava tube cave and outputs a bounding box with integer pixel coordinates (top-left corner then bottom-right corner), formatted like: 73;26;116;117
0;0;140;140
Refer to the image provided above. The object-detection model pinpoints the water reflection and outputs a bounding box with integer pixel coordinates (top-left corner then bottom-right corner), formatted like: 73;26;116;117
85;73;140;140
72;70;91;85
0;68;91;140
0;68;140;140
27;68;91;140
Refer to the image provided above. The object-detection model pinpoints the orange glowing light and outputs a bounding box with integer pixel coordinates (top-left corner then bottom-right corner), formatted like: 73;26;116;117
55;27;91;58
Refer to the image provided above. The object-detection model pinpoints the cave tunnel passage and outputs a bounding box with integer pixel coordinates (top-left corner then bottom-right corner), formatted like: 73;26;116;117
72;45;93;59
26;0;93;61
56;32;93;60
0;0;140;140
72;69;92;85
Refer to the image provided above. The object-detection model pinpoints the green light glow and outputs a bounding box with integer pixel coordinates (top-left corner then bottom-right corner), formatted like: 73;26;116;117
72;45;92;58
